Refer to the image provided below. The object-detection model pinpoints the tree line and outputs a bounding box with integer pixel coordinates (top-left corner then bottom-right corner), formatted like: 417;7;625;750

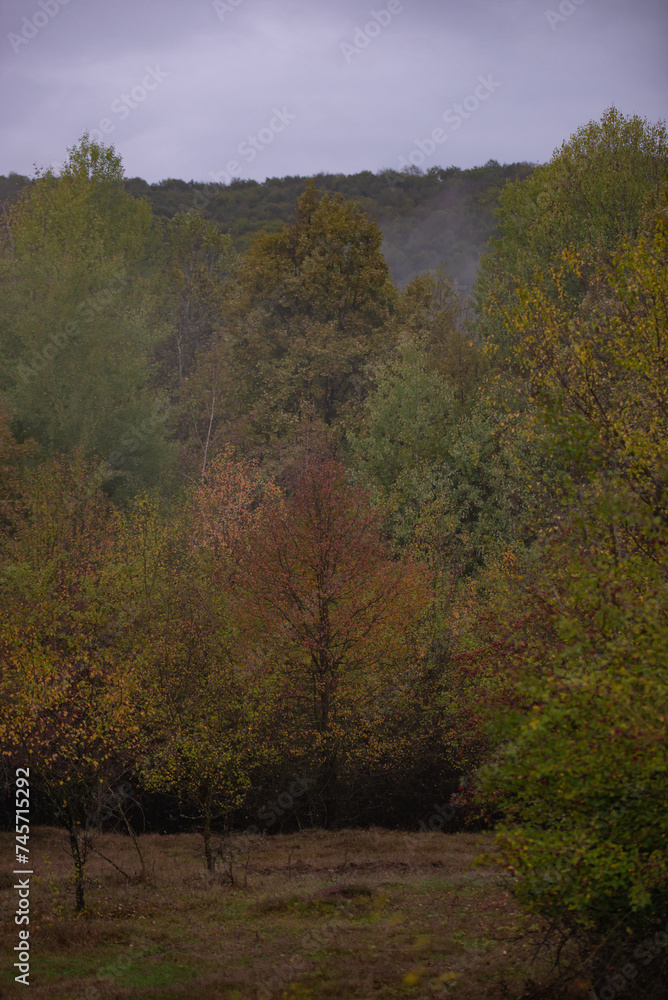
0;158;534;290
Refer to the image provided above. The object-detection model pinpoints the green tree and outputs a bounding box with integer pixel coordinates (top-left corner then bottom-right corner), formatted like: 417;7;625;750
156;211;239;389
471;201;668;994
473;107;668;356
0;134;174;495
397;267;483;404
191;181;398;462
351;333;521;578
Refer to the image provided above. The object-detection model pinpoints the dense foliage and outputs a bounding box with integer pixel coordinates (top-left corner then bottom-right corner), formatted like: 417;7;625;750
1;109;666;995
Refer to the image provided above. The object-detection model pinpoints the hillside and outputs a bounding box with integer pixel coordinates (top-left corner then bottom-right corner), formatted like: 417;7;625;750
0;161;534;289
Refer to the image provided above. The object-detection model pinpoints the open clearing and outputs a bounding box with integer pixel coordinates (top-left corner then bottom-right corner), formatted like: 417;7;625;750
0;827;580;999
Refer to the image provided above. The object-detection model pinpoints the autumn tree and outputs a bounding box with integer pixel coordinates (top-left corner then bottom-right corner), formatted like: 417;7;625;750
133;473;268;872
136;564;254;872
230;458;431;828
0;452;145;910
1;642;145;912
510;189;668;530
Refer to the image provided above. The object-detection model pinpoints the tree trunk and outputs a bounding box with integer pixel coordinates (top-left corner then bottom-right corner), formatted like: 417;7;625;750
116;797;146;879
202;790;215;873
322;744;338;830
69;829;86;913
323;787;338;830
319;666;338;829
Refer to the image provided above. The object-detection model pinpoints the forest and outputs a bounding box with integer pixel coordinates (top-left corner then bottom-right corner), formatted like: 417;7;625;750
0;158;534;291
0;106;667;998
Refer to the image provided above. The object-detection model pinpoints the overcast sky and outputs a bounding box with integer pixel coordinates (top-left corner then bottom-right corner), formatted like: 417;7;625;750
1;0;666;184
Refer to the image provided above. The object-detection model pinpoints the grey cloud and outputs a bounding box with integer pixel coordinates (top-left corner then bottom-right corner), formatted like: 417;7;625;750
0;0;666;183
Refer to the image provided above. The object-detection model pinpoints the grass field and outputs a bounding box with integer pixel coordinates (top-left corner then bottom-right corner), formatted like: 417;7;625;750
0;827;588;1000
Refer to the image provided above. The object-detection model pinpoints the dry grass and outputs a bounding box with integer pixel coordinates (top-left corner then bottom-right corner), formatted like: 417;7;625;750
0;826;590;1000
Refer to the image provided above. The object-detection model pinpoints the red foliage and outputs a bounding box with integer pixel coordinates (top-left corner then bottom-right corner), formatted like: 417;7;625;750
232;459;430;715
